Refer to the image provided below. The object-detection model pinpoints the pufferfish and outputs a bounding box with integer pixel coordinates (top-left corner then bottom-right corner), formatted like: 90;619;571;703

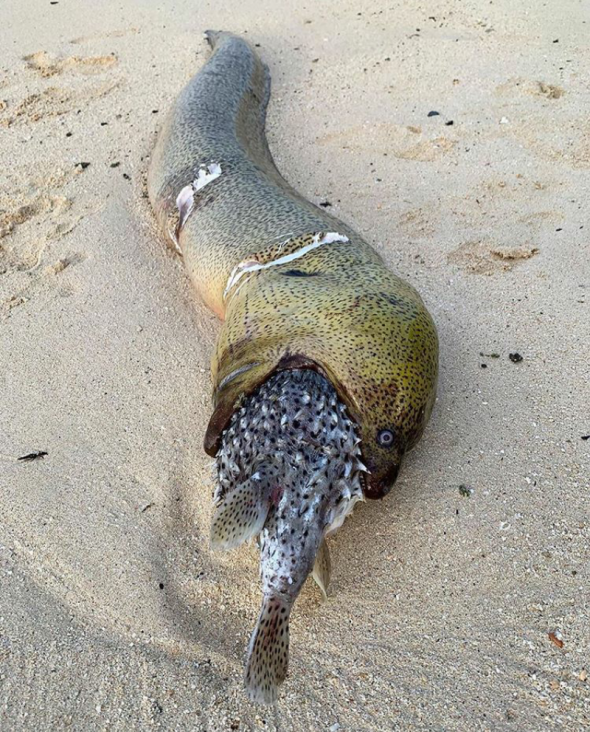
147;30;438;703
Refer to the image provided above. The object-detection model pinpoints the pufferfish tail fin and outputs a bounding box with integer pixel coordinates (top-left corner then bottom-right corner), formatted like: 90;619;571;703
244;594;291;704
210;476;272;551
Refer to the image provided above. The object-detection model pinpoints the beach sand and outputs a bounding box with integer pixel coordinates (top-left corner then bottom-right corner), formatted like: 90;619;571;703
1;0;588;729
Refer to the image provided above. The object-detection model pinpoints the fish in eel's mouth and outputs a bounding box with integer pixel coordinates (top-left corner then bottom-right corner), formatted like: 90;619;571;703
210;368;366;703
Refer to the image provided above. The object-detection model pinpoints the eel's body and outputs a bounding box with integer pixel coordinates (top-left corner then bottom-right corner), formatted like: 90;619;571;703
148;31;438;702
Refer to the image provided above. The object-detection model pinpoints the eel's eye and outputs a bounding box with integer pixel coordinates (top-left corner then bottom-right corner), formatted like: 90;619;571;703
377;428;395;448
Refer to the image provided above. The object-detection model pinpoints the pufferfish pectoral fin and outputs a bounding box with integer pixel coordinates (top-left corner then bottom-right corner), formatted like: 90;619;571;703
312;539;332;600
210;478;271;551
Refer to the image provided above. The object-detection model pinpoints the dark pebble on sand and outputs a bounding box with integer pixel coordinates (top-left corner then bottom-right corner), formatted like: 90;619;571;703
18;451;48;462
427;110;440;117
445;120;454;125
110;161;120;168
509;353;523;363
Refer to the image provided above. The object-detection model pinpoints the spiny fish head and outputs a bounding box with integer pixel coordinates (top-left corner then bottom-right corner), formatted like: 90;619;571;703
214;368;365;554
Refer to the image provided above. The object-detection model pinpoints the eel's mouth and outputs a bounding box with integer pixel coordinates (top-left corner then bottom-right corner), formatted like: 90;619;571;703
362;461;402;499
206;354;402;500
358;469;368;494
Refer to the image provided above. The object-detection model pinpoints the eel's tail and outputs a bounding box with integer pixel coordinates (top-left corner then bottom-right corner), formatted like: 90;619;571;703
201;30;273;165
147;30;274;225
203;29;226;48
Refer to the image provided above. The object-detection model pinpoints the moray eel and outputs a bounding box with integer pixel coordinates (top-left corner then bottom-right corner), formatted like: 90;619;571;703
148;31;438;702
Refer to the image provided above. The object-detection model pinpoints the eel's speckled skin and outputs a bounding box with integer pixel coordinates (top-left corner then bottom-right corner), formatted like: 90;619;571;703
147;31;438;498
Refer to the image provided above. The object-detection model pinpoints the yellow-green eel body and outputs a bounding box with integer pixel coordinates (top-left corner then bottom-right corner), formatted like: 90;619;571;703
148;30;438;499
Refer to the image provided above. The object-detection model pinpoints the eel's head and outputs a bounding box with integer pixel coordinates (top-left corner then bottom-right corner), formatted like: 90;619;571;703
311;281;439;500
205;255;439;501
205;350;437;501
328;355;437;499
359;427;404;499
353;392;428;499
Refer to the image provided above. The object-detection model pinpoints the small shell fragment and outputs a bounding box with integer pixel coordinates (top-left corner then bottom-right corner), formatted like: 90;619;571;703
548;631;564;648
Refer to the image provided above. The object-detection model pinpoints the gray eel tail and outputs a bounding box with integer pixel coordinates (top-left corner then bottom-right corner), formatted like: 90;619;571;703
148;30;275;227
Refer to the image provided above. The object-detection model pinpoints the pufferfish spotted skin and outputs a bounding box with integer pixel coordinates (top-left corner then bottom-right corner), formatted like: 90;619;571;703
147;30;438;703
213;369;363;703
